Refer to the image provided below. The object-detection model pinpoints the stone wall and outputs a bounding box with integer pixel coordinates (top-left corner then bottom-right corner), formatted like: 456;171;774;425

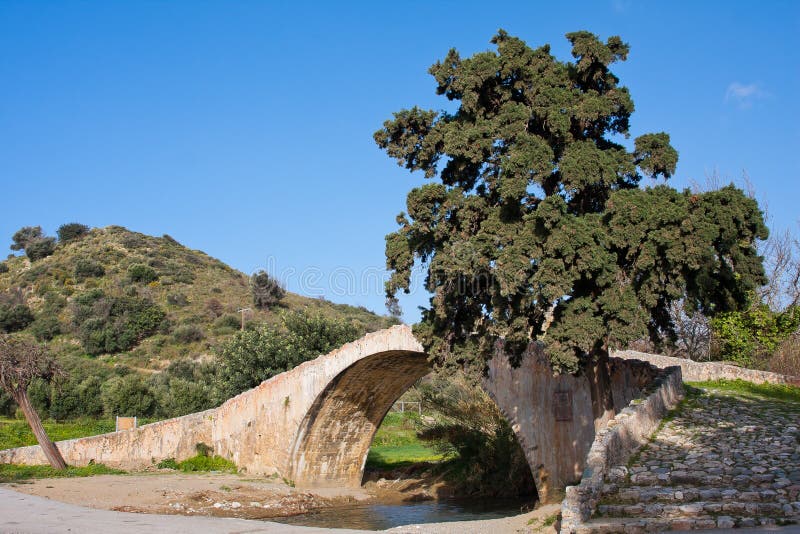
0;409;213;469
560;364;684;533
613;350;800;386
484;344;661;502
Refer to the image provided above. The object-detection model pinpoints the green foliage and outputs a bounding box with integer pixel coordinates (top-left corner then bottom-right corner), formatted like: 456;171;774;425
173;453;237;473
100;374;155;416
172;324;204;343
215;310;361;397
56;223;90;243
74;259;105;280
127;263;158;283
72;291;167;355
30;316;61;342
376;30;767;373
25;237;56;262
413;374;534;497
157;457;179;469
0;462;123;483
10;226;44;251
0;304;34;333
0;262;8;274
711;305;800;367
250;270;285;309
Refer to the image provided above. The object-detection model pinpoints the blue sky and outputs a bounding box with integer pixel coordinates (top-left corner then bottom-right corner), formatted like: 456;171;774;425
1;1;797;323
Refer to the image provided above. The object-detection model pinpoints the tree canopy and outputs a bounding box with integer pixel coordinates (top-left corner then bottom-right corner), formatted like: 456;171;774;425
376;30;767;374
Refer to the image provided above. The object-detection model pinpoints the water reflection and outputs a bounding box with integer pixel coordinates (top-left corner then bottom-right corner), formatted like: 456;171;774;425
271;498;532;530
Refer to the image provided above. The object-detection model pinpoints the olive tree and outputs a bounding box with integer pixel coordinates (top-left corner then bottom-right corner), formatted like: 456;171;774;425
0;336;67;469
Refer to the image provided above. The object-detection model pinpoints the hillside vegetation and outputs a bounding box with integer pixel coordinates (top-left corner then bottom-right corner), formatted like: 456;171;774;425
0;225;397;420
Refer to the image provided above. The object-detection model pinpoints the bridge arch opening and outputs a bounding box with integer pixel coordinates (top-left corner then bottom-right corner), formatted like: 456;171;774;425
288;349;537;500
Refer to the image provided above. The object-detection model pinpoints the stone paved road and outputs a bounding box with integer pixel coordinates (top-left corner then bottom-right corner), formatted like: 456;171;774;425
585;384;800;532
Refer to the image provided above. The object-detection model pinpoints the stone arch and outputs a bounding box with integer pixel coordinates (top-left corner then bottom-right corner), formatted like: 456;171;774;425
288;349;431;487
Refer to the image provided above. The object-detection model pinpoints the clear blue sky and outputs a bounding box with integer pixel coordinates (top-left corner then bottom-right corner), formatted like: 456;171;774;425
1;1;797;323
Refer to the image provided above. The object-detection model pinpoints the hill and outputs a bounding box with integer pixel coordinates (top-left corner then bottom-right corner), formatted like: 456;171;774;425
0;225;398;419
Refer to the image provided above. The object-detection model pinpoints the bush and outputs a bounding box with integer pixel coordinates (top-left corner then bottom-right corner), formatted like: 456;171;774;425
711;304;800;367
768;335;800;377
215;310;360;398
74;259;105;280
31;316;61;341
73;293;167;355
101;374;155;417
173;324;204;343
0;304;34;333
25;237;56;262
128;264;158;283
57;223;90;243
166;292;188;306
205;298;223;318
0;262;8;274
214;314;240;330
250;270;285;309
414;374;535;498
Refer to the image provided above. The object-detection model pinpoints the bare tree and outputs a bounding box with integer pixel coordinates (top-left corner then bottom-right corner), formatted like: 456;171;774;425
758;227;800;311
0;336;67;469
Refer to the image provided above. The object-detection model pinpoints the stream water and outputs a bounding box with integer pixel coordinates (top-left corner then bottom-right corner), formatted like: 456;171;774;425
271;497;533;530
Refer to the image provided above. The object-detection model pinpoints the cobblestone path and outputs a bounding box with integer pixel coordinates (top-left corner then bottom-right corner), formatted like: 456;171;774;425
584;383;800;532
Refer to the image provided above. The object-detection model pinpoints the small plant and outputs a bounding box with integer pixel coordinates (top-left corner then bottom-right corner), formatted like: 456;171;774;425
195;442;213;457
74;259;105;280
173;324;204;343
166;292;189;307
128;264;158;283
157;458;179;469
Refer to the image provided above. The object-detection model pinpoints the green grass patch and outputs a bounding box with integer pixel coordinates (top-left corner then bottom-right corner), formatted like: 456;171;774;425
366;411;448;469
366;443;445;469
158;454;237;473
0;463;124;483
0;417;159;451
687;379;800;404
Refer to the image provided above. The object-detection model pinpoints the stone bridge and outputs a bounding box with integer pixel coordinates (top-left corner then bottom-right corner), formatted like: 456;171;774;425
0;325;658;502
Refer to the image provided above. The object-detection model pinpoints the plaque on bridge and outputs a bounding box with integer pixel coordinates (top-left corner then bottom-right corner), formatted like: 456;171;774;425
553;390;573;422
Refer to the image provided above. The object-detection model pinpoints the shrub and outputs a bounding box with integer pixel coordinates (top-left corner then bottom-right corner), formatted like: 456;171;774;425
711;304;800;367
73;293;167;355
166;292;188;307
101;374;156;417
157;458;179;469
215;310;360;397
0;262;8;274
0;304;35;333
768;335;800;377
57;223;90;243
74;259;105;280
214;314;240;330
127;264;158;283
205;298;223;318
31;316;61;342
173;324;204;343
415;374;535;498
25;237;56;262
250;270;285;309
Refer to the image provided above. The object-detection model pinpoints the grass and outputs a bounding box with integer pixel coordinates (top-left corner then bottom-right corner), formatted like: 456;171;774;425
0;463;124;483
0;417;156;451
687;378;800;404
366;411;446;469
157;454;237;473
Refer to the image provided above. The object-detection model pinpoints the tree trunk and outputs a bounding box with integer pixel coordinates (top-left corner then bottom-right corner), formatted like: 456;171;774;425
586;348;615;432
14;389;67;469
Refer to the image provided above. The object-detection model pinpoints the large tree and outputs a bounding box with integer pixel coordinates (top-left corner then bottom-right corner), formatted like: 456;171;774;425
0;335;67;469
376;31;767;401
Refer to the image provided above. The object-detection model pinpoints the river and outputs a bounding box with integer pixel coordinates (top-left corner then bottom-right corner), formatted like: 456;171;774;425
272;497;534;530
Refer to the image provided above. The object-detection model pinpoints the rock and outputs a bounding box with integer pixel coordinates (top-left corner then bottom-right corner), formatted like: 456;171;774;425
716;516;735;529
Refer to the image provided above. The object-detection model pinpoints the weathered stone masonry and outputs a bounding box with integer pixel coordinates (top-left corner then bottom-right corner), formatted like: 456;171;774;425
0;325;662;502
